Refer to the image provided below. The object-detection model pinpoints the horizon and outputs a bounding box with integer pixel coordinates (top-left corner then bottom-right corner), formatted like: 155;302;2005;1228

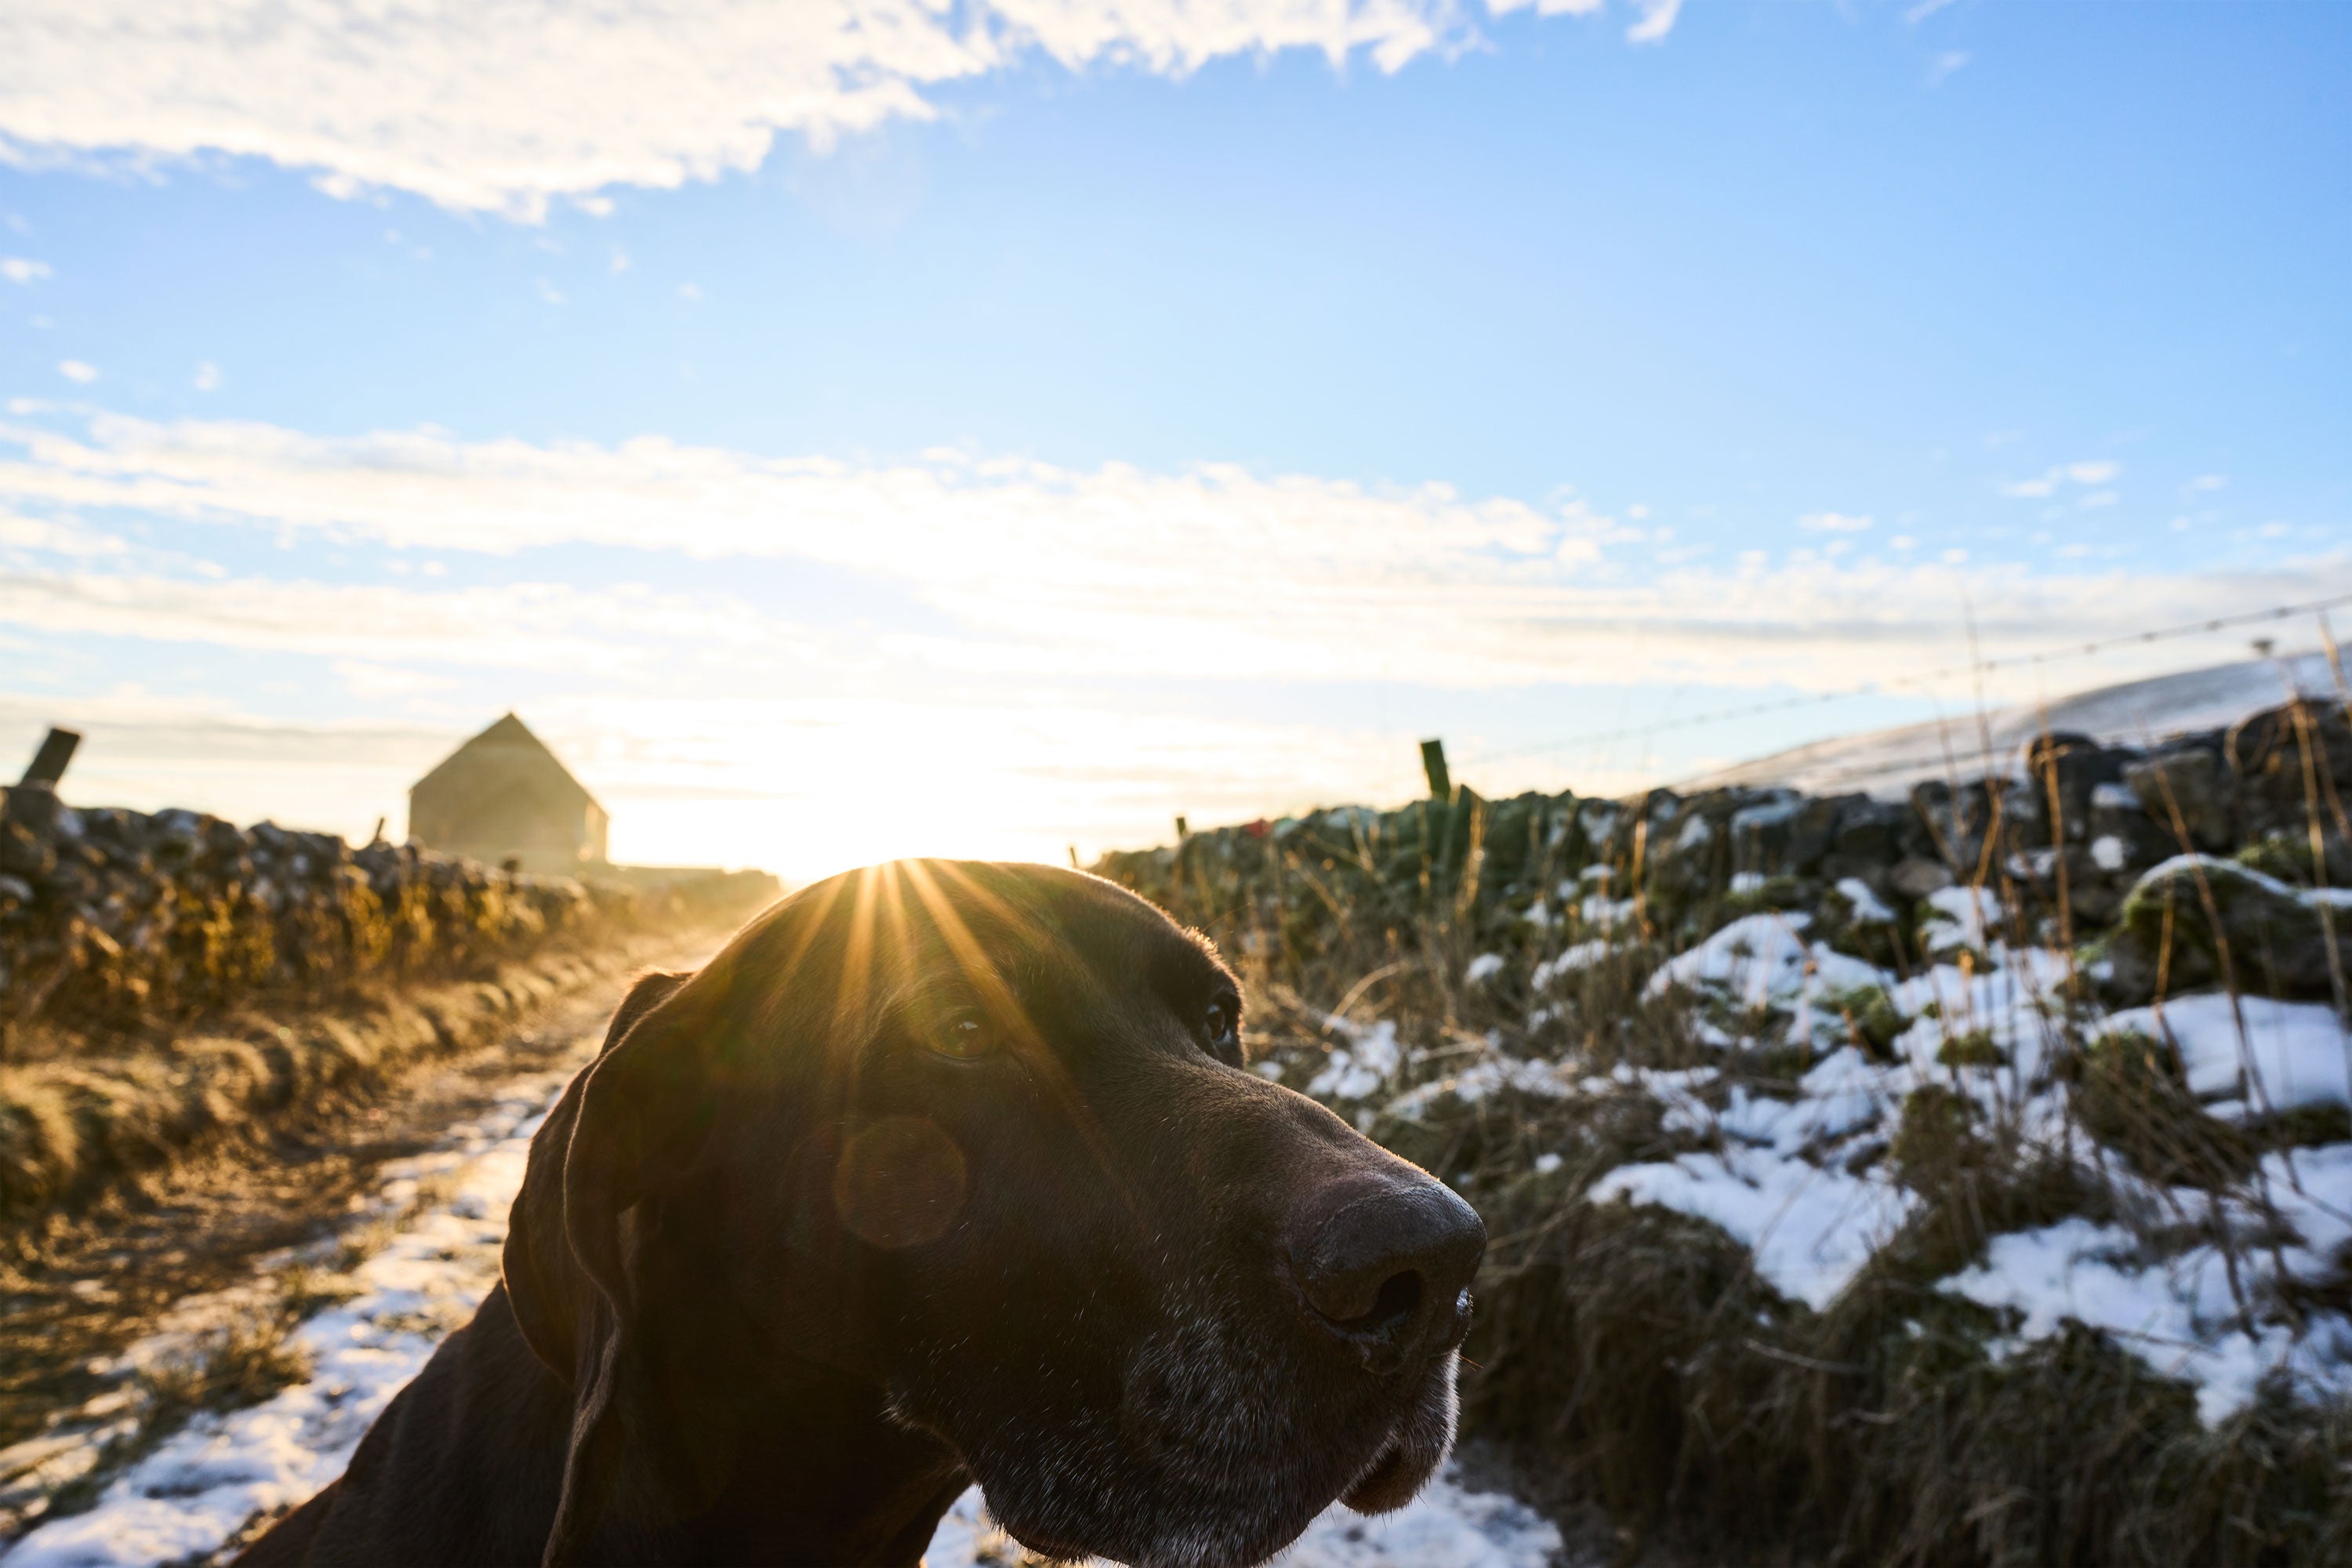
4;0;2347;883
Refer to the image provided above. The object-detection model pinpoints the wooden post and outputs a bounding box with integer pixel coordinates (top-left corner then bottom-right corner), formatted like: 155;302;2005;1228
1421;739;1451;801
19;727;79;789
1068;844;1080;869
1174;815;1189;840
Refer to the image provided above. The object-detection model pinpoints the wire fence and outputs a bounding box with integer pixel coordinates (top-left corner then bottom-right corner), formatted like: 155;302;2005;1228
1450;592;2352;789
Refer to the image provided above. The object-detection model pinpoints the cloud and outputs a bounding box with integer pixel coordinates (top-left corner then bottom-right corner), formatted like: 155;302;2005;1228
332;659;456;699
56;359;95;383
1798;511;1874;533
0;2;1677;220
1;256;49;283
2002;459;2122;499
1;408;2341;709
0;508;126;556
1926;49;1969;85
1624;0;1682;45
193;361;220;392
0;564;772;673
2188;474;2227;492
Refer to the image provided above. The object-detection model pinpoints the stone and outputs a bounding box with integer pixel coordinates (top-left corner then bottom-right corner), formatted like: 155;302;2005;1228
2111;855;2352;1000
1890;856;1955;902
0;822;52;878
1788;793;1862;875
2022;731;2133;840
2122;743;2235;852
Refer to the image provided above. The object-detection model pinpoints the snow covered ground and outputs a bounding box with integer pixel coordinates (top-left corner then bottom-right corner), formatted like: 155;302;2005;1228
1684;650;2343;798
1377;893;2352;1425
0;1083;1566;1568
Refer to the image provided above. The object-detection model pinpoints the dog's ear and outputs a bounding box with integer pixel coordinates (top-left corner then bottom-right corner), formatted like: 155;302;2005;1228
503;968;688;1378
500;965;726;1566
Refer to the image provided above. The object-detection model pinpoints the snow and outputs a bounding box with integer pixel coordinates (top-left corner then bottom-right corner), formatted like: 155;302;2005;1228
1835;877;1894;924
1383;1054;1573;1120
1309;1019;1406;1100
2092;782;2143;811
1642;913;1884;1018
1681;649;2339;799
1530;941;1609;989
1944;1200;2352;1423
2100;994;2352;1117
1465;953;1506;985
1570;881;2352;1418
1728;871;1766;895
1922;884;2002;953
1592;1146;1914;1311
2091;835;2128;872
1579;894;1637;931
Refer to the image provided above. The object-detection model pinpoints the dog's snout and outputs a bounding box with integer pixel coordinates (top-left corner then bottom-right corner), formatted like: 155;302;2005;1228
1292;1180;1485;1372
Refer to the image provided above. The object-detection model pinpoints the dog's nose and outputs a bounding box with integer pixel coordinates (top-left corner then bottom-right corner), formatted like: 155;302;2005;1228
1292;1180;1485;1373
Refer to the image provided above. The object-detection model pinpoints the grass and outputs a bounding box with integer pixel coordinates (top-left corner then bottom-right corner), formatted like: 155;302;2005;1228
0;948;619;1229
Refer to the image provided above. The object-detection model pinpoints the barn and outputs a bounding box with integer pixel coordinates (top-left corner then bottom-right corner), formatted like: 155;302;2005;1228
407;713;608;875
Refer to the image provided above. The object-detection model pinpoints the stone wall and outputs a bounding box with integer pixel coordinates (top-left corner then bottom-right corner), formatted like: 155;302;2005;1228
0;785;771;1050
1094;697;2352;1007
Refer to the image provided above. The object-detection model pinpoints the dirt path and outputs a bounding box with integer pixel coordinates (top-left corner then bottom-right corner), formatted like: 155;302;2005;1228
0;938;717;1534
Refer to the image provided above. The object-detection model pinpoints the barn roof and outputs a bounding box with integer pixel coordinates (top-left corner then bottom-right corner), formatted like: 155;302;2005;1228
410;713;602;812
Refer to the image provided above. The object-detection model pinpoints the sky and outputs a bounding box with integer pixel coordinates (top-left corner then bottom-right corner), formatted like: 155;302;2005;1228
1;0;2347;881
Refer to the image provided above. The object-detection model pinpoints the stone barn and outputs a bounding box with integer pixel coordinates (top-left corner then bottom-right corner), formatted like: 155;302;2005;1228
408;713;608;875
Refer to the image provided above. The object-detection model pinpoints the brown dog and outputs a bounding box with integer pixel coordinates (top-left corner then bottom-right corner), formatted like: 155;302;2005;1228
240;860;1483;1567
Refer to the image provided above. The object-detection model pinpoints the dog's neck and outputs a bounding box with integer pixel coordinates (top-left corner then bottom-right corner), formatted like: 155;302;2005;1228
581;1264;971;1566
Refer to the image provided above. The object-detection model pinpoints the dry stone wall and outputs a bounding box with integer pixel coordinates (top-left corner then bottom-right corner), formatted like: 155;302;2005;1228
0;784;771;1051
1095;697;2352;1008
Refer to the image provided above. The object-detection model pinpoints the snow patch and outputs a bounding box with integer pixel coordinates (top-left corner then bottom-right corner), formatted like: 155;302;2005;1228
2100;994;2352;1117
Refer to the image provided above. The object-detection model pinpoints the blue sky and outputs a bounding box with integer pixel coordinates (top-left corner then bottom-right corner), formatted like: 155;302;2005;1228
2;0;2347;879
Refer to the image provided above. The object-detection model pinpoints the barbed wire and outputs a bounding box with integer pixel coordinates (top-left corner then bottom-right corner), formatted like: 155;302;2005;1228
1457;590;2352;770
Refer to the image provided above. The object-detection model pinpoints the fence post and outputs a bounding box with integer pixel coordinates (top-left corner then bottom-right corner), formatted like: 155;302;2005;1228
19;727;79;788
1421;739;1451;801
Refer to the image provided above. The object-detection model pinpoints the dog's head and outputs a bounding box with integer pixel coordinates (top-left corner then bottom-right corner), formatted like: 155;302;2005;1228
503;859;1483;1568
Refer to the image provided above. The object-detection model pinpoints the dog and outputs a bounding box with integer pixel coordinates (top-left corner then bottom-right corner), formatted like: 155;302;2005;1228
240;859;1484;1567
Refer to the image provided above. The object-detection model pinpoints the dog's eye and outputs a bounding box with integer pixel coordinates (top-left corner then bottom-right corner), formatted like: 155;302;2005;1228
1204;999;1240;1059
929;1012;1000;1062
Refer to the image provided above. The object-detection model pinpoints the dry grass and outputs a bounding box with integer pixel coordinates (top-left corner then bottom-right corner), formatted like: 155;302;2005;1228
0;949;620;1228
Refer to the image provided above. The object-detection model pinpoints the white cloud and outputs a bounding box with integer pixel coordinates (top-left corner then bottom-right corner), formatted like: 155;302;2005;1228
0;508;126;556
0;564;768;673
2;409;2343;710
2002;459;2122;499
193;361;221;391
1;256;49;284
1624;0;1681;45
332;659;456;699
2188;474;2227;492
1798;511;1873;532
56;359;95;383
1926;49;1969;85
0;2;1678;220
